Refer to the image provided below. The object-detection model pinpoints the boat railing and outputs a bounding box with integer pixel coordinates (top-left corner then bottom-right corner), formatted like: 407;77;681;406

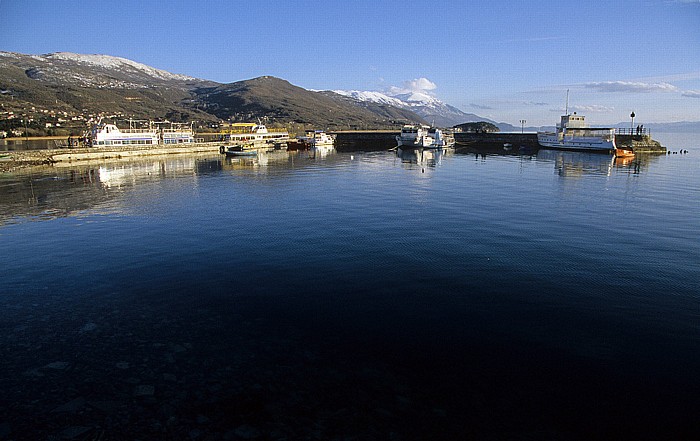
118;128;158;134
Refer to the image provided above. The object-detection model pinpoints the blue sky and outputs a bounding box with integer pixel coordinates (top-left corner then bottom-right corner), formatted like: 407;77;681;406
1;0;699;126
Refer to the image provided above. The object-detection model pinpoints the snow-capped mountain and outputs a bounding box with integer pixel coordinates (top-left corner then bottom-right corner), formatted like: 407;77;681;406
0;51;201;89
332;89;494;128
44;52;196;82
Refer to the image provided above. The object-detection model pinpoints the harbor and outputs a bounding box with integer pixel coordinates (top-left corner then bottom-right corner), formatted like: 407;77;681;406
0;130;670;173
0;137;698;440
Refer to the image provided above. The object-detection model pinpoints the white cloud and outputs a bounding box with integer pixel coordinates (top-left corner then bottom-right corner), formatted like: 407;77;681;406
403;77;437;92
682;90;700;98
584;81;678;93
550;105;615;113
385;77;438;98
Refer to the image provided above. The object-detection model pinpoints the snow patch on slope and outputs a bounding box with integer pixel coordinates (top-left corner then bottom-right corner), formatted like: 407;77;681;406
332;90;406;107
44;52;195;81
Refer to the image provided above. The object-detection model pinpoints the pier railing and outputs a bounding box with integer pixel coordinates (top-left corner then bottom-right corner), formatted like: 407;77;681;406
616;127;650;136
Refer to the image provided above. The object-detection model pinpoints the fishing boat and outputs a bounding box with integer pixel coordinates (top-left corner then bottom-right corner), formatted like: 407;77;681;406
396;125;455;149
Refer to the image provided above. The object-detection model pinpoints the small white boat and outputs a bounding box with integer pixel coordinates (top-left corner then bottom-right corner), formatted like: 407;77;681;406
396;125;455;149
298;130;335;148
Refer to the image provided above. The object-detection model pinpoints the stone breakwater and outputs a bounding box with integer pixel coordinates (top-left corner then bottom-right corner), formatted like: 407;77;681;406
615;134;665;152
0;143;223;172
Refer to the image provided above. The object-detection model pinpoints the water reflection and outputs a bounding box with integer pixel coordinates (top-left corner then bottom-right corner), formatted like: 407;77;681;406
535;149;662;177
0;155;223;225
310;145;336;159
396;147;450;168
536;149;615;177
221;149;292;170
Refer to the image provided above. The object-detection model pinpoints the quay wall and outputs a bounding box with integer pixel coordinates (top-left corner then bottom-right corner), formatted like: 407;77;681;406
331;131;399;151
455;132;539;148
455;132;666;153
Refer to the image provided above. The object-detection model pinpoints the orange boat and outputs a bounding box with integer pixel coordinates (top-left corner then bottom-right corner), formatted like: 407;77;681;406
615;147;635;158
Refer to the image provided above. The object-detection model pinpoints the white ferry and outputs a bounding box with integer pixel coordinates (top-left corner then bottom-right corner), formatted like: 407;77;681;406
396;125;455;149
537;113;616;153
222;123;289;144
87;120;159;146
86;120;196;146
160;122;195;144
299;130;335;148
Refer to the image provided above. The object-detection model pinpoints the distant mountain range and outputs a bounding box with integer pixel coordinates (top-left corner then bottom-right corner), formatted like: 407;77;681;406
1;51;698;134
330;89;501;128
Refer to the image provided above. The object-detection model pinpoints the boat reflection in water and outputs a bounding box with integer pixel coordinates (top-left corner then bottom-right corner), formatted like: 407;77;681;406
310;145;336;160
397;147;451;168
536;149;616;177
221;149;292;170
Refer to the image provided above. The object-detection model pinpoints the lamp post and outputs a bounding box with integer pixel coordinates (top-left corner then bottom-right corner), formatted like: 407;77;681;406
630;111;635;134
519;119;526;134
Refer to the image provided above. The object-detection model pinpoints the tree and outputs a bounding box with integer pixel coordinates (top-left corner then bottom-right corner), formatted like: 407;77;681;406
454;122;499;133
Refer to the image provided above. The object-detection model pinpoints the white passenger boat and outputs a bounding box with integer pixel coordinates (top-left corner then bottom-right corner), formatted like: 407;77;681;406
396;125;455;149
160;122;195;144
298;130;335;148
222;123;289;144
537;113;616;153
87;120;159;146
86;120;196;146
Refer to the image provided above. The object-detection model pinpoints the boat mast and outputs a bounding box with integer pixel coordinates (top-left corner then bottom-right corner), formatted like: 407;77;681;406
565;89;569;116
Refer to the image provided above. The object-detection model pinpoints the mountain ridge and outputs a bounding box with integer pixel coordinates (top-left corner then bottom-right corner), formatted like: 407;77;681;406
2;51;697;136
0;51;428;133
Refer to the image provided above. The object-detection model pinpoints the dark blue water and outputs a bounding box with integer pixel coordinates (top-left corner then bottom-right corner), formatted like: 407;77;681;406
1;139;698;440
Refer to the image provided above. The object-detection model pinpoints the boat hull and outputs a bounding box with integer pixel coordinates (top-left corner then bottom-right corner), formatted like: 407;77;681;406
225;150;257;157
537;135;615;153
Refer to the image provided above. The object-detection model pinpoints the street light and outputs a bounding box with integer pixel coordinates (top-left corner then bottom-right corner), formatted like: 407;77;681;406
630;111;635;133
519;119;526;134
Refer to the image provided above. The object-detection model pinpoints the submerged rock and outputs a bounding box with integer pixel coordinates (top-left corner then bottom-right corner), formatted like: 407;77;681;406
44;361;70;370
51;397;86;413
134;385;155;397
79;322;97;333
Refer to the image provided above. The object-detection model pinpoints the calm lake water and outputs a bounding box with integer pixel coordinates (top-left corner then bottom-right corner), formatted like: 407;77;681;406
0;135;698;439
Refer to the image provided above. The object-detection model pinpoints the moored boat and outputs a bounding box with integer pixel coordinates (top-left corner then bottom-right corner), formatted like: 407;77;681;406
396;125;455;149
160;122;195;144
222;144;258;156
222;123;289;144
614;147;635;158
298;130;335;148
86;120;159;146
537;113;616;153
85;120;196;146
